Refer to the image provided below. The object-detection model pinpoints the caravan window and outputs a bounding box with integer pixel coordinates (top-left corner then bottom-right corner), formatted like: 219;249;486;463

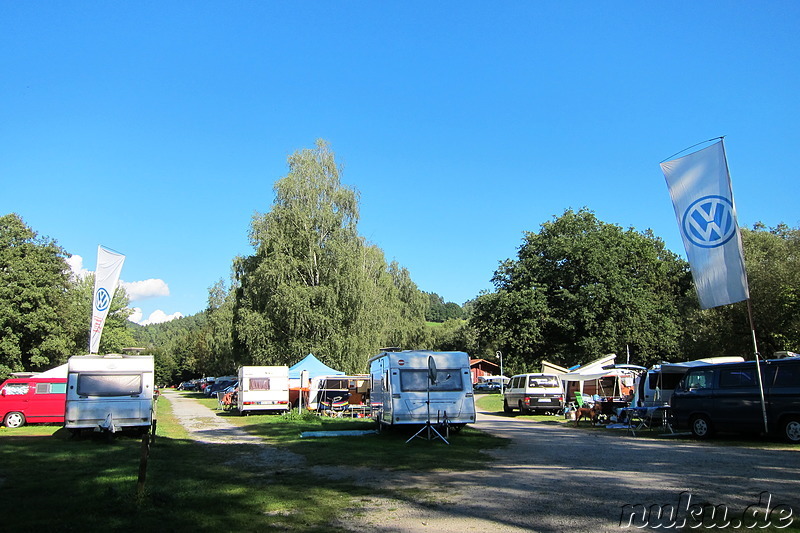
647;373;684;391
399;369;463;392
322;379;349;390
77;374;142;396
249;378;271;391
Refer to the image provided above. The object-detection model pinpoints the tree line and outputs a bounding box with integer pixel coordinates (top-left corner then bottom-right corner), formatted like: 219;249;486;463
2;140;798;383
0;213;135;378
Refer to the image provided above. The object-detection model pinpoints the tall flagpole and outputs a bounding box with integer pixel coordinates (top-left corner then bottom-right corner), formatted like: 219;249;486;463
720;139;769;434
747;298;769;434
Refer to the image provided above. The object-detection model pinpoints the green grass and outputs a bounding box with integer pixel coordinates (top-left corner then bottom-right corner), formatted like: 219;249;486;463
0;392;508;531
0;399;360;531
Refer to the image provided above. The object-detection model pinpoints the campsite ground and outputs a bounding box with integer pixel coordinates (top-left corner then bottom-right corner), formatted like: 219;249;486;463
165;391;800;532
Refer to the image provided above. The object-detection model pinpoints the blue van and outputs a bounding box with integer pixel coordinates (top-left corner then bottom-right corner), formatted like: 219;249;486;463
670;357;800;442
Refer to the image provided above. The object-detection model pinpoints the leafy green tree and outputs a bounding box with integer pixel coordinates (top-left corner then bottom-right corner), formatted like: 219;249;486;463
684;223;800;358
424;292;466;322
233;140;426;373
428;318;481;354
65;273;135;355
201;279;236;376
129;312;209;382
0;214;73;377
471;208;692;370
470;287;550;373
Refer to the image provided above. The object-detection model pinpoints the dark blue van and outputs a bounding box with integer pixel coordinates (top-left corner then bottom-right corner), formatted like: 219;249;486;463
670;357;800;442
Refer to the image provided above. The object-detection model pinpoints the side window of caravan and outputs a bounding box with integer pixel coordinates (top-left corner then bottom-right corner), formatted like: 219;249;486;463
78;374;142;396
719;368;756;388
249;378;271;390
685;370;714;390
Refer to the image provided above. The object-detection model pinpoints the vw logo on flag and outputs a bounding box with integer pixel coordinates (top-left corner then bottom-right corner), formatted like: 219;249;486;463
681;195;737;248
94;287;111;312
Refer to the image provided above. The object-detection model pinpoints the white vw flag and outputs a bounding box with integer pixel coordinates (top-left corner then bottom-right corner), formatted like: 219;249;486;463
89;245;126;353
660;140;749;309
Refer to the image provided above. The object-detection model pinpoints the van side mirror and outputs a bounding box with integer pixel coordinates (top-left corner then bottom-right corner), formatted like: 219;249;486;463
1;389;5;396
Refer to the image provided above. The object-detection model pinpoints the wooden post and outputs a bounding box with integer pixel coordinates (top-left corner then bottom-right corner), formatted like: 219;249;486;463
137;431;150;498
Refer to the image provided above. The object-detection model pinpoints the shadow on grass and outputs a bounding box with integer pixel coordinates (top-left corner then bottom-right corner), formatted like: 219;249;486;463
0;429;372;532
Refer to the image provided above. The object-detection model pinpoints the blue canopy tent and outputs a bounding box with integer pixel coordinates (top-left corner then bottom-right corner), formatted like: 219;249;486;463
288;354;344;409
289;354;344;381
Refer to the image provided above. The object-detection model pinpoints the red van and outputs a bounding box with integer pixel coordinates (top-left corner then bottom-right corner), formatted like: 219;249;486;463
0;377;67;428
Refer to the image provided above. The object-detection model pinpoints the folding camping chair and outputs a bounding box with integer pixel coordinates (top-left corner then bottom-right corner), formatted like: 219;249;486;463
626;406;674;436
575;391;595;407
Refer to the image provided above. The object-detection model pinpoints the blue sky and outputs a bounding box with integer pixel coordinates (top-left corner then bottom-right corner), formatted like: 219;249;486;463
2;2;798;325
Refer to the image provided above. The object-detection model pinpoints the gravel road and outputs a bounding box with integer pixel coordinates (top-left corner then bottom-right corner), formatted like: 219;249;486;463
163;391;799;532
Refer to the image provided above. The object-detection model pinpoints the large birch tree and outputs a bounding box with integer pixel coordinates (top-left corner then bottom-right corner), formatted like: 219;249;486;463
233;140;426;373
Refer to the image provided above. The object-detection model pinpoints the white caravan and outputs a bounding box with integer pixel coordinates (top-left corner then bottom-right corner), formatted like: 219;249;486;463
237;366;290;415
65;354;155;434
368;350;476;428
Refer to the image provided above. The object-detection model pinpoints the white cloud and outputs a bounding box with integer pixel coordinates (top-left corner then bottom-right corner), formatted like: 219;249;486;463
128;308;144;324
120;279;170;301
66;254;90;279
128;308;184;326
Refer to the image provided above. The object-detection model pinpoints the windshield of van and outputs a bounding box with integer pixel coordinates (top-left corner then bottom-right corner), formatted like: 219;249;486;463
400;369;463;392
77;374;142;396
528;376;559;388
683;370;714;391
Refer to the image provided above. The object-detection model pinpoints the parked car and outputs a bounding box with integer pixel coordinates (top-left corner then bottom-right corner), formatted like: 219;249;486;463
205;378;237;397
0;377;67;428
503;373;564;414
473;382;501;392
177;380;199;391
670;357;800;442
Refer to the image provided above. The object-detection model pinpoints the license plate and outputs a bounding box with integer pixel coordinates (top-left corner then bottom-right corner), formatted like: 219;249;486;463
538;399;551;403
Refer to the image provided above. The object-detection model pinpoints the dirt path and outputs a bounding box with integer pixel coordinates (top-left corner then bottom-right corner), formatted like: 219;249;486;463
163;391;800;532
163;390;303;468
